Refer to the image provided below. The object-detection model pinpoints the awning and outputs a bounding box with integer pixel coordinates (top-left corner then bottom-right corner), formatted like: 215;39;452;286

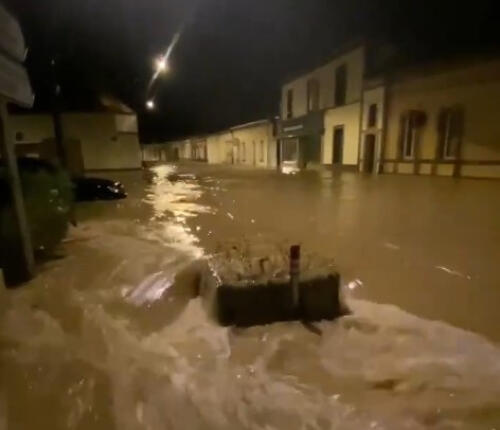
276;111;324;139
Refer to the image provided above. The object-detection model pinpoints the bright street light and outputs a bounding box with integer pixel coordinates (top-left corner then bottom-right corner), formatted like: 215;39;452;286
146;99;155;110
155;56;168;74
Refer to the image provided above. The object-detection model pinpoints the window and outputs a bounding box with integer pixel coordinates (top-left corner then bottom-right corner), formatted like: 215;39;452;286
242;142;246;162
368;104;378;128
334;64;347;106
307;79;320;112
260;140;264;162
438;107;464;159
399;111;427;159
400;114;415;159
286;89;294;119
15;131;24;142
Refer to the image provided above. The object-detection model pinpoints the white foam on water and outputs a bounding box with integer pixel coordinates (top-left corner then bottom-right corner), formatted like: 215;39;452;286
2;277;500;430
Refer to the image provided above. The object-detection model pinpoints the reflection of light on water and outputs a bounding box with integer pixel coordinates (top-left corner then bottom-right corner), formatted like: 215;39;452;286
143;165;211;258
125;271;173;306
345;279;364;291
383;242;400;251
435;265;472;280
281;164;300;175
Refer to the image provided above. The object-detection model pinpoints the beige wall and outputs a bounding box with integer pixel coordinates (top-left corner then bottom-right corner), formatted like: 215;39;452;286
281;46;365;119
115;114;138;133
207;131;233;164
322;102;362;165
10;112;141;170
8;114;54;143
62;113;141;170
384;60;500;178
170;121;276;168
231;122;275;167
142;144;166;162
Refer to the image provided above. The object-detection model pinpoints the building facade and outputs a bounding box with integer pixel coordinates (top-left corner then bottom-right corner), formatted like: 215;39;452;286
277;44;500;179
9;112;141;172
277;45;365;169
164;119;278;169
377;59;500;178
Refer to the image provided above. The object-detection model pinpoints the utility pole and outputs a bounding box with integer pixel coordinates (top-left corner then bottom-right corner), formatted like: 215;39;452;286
0;4;36;285
0;101;35;285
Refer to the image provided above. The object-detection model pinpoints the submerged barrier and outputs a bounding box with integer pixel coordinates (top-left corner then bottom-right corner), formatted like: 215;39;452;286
200;243;341;327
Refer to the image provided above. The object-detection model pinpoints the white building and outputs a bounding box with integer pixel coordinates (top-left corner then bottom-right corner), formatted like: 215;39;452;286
277;44;366;169
167;119;278;169
9;111;141;173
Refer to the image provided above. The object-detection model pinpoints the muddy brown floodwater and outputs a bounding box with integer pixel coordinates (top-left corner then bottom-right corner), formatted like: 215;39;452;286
1;163;500;429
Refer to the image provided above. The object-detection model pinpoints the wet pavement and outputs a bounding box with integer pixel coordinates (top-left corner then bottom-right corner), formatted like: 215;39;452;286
1;163;500;429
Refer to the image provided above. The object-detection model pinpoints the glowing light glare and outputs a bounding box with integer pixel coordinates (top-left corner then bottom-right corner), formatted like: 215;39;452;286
155;56;168;73
146;100;155;110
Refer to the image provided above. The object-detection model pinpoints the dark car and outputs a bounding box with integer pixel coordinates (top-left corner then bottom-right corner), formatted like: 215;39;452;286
1;157;127;203
72;176;127;201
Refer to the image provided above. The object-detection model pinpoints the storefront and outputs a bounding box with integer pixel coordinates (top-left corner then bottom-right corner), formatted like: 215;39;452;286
276;111;324;169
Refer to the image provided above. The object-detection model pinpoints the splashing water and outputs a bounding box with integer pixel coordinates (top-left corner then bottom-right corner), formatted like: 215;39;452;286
1;166;500;429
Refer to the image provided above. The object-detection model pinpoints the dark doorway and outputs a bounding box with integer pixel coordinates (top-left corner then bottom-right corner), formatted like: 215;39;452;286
332;127;344;165
363;134;376;173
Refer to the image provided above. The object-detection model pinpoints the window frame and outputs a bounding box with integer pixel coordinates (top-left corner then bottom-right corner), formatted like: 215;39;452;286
307;78;320;112
367;103;378;128
286;89;294;119
438;107;463;160
334;64;347;106
401;114;416;160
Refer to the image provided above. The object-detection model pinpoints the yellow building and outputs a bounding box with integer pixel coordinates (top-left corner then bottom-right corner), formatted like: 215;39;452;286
229;120;277;168
372;58;500;178
168;119;277;168
9;111;141;173
277;44;365;169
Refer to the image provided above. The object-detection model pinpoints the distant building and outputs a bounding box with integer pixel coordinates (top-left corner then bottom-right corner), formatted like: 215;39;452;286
161;119;278;168
9;111;141;173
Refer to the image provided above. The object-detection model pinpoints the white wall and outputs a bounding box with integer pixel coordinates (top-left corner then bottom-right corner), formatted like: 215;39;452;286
8;112;141;170
115;114;138;133
322;103;362;165
231;122;275;167
281;46;365;119
8;114;53;143
62;113;141;170
207;132;233;164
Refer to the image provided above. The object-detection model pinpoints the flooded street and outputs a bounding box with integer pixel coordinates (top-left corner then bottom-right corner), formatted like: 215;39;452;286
1;163;500;429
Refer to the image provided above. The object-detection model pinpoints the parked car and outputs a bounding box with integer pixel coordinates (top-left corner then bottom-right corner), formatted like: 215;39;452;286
0;157;127;257
72;176;127;201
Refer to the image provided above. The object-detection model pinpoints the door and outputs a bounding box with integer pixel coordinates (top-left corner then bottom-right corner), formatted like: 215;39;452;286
363;134;376;173
332;127;344;165
281;138;299;164
233;143;239;164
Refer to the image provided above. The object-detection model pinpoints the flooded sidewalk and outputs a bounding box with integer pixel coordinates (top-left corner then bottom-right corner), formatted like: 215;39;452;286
1;163;500;429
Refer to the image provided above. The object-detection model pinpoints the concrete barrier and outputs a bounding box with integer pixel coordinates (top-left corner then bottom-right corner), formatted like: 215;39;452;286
200;242;341;327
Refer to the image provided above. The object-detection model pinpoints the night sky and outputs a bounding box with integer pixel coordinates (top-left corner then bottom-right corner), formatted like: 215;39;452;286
4;0;500;141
